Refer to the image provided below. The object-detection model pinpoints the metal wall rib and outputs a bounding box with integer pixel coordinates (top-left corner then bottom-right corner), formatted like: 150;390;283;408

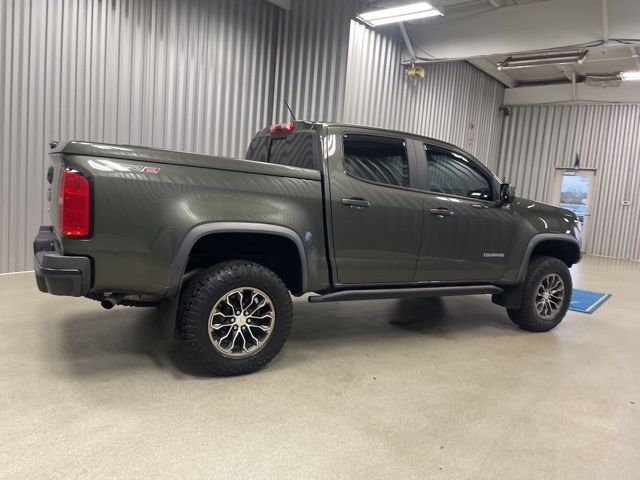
0;0;282;273
343;21;505;169
497;105;640;260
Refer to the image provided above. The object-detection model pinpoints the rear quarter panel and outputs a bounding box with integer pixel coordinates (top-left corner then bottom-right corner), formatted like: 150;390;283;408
59;154;327;295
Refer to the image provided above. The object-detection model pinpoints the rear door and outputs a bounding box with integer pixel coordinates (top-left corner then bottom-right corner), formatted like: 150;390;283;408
328;133;424;285
414;144;514;282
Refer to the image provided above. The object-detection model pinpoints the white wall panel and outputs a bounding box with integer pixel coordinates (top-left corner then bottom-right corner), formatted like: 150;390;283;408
497;105;640;260
344;21;505;169
0;0;282;273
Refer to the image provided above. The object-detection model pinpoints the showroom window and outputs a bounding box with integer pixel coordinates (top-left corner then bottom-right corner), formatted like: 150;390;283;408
424;148;493;200
343;135;409;188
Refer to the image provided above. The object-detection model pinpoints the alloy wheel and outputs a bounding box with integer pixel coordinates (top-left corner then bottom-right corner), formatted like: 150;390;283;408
535;273;565;320
208;287;276;358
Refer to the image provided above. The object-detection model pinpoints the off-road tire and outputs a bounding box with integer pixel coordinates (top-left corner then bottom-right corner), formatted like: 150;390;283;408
507;255;572;332
178;261;293;376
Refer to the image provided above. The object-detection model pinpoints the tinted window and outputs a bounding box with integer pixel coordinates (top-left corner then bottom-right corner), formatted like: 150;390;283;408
426;149;493;200
245;131;317;170
343;135;409;188
270;131;317;169
245;135;269;163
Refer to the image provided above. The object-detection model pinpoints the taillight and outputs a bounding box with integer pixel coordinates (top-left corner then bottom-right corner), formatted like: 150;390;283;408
59;168;91;238
270;122;295;135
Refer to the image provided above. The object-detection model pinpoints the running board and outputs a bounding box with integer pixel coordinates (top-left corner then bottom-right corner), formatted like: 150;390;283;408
308;285;503;303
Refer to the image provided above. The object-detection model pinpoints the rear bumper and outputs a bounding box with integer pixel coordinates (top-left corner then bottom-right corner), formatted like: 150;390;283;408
33;226;91;297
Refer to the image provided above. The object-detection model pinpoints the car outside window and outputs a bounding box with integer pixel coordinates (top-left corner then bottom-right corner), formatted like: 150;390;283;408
343;135;409;188
425;148;493;201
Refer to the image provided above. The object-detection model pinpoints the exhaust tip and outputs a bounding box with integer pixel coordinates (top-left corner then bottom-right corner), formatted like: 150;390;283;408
101;295;124;309
101;299;115;309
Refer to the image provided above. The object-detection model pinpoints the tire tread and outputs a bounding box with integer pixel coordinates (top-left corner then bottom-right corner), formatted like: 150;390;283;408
178;261;292;376
507;255;572;332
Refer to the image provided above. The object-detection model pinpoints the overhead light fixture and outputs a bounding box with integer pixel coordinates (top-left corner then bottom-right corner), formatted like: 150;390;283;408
356;2;443;27
620;70;640;81
497;51;588;70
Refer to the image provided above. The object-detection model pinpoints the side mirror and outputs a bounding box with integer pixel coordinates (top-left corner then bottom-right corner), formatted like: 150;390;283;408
500;183;516;204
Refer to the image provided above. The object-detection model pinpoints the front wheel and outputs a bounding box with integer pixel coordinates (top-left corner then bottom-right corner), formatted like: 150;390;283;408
507;256;572;332
178;261;293;376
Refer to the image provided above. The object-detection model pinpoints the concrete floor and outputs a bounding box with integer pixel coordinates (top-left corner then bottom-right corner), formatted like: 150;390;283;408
1;255;639;479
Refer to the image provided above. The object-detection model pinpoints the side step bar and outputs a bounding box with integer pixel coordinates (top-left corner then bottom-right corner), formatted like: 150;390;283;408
308;285;503;303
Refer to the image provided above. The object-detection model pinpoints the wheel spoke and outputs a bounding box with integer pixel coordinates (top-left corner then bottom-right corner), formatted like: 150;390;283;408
245;326;260;344
211;322;232;330
223;330;240;352
239;330;248;352
248;323;269;332
218;326;235;344
248;300;267;317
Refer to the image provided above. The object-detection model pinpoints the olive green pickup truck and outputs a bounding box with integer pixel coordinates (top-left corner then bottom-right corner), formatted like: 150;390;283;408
34;121;581;375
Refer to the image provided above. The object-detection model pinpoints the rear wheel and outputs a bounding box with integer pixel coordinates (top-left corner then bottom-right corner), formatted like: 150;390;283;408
507;256;572;332
178;261;292;376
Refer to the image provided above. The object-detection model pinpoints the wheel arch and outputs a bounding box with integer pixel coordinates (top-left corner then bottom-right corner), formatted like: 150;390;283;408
167;222;308;297
494;234;579;310
515;233;581;284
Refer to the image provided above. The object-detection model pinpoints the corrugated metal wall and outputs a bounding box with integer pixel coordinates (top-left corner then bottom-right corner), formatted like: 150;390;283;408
497;105;640;260
0;0;282;273
1;0;506;273
271;0;358;123
344;21;505;169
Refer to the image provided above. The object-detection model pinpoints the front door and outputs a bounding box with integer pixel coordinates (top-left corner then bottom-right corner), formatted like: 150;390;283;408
414;145;514;282
329;133;424;285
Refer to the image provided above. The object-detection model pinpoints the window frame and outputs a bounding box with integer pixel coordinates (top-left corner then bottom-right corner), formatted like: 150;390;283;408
421;144;499;203
340;133;421;192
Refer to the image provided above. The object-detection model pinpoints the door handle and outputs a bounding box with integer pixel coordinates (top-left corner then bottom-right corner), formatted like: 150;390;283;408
341;198;370;209
428;208;454;217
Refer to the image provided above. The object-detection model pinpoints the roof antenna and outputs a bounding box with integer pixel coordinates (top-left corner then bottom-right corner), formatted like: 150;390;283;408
283;99;296;122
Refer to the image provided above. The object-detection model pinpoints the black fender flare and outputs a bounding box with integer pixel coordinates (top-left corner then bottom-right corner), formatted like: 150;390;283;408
494;233;580;309
514;233;581;284
166;222;308;297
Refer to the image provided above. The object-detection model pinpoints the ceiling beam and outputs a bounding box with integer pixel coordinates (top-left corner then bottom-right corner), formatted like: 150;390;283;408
503;81;640;105
399;23;416;60
467;58;517;87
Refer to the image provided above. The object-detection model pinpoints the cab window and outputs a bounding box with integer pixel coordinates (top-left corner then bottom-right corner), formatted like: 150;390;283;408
245;131;316;170
425;148;493;200
343;135;409;188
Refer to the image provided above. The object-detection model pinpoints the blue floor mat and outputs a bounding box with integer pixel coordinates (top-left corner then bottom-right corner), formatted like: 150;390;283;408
569;289;612;313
